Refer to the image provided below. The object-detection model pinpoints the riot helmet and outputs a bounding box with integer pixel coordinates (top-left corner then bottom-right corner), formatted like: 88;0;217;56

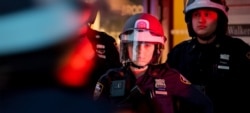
184;0;229;37
119;13;166;67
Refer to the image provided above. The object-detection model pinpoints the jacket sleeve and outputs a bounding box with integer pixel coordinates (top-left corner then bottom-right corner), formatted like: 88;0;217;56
166;40;189;68
183;85;213;113
93;72;110;102
172;71;214;113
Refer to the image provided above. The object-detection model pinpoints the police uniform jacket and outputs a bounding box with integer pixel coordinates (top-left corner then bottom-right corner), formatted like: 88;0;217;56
81;27;122;93
167;35;250;113
93;63;213;113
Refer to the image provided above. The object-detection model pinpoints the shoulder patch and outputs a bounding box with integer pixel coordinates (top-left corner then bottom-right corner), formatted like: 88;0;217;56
93;82;104;101
180;74;191;85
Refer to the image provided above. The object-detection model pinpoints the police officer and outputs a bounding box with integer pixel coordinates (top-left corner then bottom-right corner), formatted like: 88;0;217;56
166;0;250;113
0;0;116;113
69;0;122;94
93;13;213;113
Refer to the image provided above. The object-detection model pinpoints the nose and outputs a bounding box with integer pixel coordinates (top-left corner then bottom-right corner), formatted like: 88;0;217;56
198;14;206;23
136;43;146;53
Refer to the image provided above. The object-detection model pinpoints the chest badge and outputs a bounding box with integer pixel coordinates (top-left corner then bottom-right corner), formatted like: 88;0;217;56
155;79;166;89
154;79;167;95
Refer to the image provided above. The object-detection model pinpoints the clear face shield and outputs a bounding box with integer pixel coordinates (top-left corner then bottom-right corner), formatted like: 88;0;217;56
120;29;164;67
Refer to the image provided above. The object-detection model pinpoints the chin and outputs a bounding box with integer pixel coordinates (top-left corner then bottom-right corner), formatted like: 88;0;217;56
135;62;147;66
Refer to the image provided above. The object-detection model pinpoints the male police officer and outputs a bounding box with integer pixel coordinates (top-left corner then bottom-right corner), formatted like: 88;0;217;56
166;0;250;113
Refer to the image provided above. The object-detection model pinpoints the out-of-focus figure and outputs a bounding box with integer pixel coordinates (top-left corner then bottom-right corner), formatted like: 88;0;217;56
0;0;116;113
166;0;250;113
73;0;122;94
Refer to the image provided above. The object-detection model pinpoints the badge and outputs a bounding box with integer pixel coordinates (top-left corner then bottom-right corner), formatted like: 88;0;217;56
135;19;149;29
180;74;191;85
154;79;168;95
220;54;230;60
93;82;104;100
155;79;166;89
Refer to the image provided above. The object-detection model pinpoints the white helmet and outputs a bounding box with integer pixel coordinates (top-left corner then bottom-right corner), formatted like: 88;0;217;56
184;0;229;37
119;13;166;66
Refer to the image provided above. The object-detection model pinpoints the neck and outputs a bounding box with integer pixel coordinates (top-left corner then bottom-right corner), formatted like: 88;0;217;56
197;35;216;44
130;65;148;79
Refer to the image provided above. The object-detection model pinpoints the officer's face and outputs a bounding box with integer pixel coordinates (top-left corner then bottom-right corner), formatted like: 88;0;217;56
192;9;218;38
127;42;155;67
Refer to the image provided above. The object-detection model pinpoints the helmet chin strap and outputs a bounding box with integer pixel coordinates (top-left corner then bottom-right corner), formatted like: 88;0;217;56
129;62;147;69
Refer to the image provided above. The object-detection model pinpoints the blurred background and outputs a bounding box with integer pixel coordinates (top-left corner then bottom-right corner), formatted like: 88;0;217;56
92;0;250;62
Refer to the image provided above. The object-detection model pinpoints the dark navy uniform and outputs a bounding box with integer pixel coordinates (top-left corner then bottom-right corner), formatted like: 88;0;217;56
167;35;250;113
93;64;213;113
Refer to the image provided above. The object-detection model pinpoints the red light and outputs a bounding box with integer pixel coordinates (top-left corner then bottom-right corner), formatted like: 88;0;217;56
57;37;95;87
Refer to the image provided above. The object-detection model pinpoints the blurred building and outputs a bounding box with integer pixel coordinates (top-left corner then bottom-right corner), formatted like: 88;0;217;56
90;0;250;62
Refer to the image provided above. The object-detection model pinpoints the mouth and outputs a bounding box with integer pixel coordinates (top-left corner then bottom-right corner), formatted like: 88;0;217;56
198;26;206;29
136;57;143;60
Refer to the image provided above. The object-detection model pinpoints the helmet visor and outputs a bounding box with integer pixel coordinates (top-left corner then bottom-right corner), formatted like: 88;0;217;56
127;41;155;66
120;29;162;66
120;29;165;44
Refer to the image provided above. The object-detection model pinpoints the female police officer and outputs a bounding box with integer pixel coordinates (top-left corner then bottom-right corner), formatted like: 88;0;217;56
93;13;213;113
166;0;250;113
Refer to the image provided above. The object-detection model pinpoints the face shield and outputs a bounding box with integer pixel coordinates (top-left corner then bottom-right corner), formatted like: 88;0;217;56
119;14;166;67
120;29;165;66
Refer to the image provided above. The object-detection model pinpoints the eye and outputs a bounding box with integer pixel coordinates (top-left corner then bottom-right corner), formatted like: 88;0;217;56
144;43;153;47
192;12;200;17
204;12;210;17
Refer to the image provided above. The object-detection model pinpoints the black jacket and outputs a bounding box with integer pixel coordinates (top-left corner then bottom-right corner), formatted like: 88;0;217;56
167;35;250;113
80;27;122;93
